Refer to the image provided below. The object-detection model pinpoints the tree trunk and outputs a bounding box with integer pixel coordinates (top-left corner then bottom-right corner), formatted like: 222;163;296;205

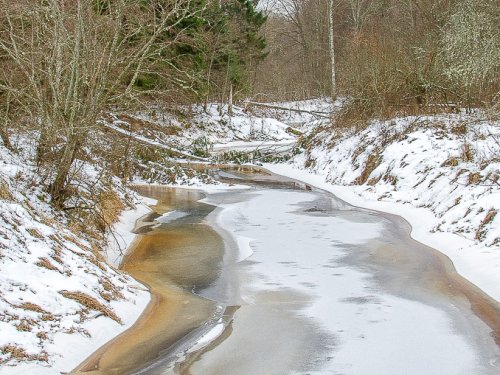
36;128;51;166
0;126;12;150
328;0;337;100
228;83;233;115
1;94;13;150
49;134;81;206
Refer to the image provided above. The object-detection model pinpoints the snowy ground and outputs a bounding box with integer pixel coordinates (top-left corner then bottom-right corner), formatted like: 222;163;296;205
246;98;343;127
0;144;153;373
303;115;499;245
110;103;298;157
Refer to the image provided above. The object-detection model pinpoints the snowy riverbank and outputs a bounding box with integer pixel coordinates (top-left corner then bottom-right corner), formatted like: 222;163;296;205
0;143;152;374
105;195;156;268
265;163;500;302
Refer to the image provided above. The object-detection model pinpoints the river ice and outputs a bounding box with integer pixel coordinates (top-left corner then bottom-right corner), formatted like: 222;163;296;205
190;188;498;375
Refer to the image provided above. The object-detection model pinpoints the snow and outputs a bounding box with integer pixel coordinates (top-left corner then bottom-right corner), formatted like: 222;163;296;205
188;104;296;145
108;103;298;159
154;210;189;224
188;322;226;353
246;97;342;126
106;195;156;268
301;115;499;247
196;188;495;374
0;144;151;374
234;236;255;263
101;118;209;162
264;161;500;302
212;139;295;154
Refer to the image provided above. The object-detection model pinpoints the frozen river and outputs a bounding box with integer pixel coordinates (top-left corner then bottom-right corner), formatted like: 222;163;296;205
74;167;500;375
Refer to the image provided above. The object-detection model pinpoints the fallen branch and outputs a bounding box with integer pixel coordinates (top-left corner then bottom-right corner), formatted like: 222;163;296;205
100;122;210;162
243;101;332;118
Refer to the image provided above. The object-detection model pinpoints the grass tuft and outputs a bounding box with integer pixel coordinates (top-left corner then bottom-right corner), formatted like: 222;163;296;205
18;302;48;314
59;290;122;324
36;257;60;272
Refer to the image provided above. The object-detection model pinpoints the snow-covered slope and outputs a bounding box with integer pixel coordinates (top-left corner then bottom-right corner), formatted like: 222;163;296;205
0;145;150;374
121;104;297;154
300;114;499;247
265;111;500;301
246;97;343;127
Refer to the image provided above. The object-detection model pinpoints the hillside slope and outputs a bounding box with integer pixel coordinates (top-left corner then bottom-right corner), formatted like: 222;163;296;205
300;114;499;247
0;144;150;374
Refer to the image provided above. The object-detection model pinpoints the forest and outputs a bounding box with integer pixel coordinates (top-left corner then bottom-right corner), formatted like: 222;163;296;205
0;1;499;373
1;0;498;206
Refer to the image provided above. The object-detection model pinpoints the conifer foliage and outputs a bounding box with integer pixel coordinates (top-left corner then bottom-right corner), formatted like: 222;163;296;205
0;0;267;205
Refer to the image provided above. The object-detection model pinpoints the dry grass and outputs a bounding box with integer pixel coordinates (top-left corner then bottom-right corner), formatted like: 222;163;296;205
84;253;107;271
41;312;57;321
26;227;44;240
98;190;125;232
48;233;65;246
467;172;482;185
0;181;13;201
35;257;60;272
36;331;48;341
0;344;48;363
18;302;48;314
16;318;36;332
38;213;59;229
354;153;382;185
59;290;122;324
460;142;474;162
51;253;65;265
1;345;29;361
63;325;91;337
451;123;468;135
441;157;460;167
475;209;497;241
100;277;124;301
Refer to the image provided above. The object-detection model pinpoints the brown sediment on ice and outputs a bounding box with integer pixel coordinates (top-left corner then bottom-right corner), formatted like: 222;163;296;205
363;215;500;348
71;186;224;375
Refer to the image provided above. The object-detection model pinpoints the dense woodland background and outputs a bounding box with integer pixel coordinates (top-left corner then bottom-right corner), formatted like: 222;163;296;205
0;0;499;206
257;0;499;108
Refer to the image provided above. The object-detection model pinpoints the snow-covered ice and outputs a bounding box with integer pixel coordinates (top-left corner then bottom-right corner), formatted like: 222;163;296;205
191;188;498;374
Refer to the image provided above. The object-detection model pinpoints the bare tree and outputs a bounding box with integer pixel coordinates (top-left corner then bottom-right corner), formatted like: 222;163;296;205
440;0;500;109
327;0;336;99
0;0;202;205
347;0;381;33
256;0;330;99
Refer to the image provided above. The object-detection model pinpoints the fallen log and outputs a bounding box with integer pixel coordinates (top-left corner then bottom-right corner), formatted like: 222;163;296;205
243;101;332;118
100;121;210;162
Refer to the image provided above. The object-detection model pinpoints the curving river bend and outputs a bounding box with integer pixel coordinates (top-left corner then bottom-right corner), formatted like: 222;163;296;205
73;167;500;375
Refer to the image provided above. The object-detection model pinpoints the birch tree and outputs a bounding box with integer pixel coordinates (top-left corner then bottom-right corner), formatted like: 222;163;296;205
327;0;336;99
